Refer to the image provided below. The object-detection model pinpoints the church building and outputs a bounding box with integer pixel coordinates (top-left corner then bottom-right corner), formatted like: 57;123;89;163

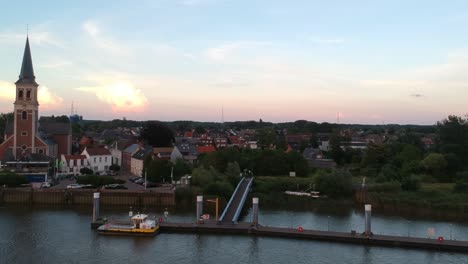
0;37;71;162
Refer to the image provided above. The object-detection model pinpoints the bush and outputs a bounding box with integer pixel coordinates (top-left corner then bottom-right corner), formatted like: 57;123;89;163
80;167;94;175
367;182;402;193
401;175;421;191
202;181;234;199
0;172;28;187
315;169;353;198
453;180;468;193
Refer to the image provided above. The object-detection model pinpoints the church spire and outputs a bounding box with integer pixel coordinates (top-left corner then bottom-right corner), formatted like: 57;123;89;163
16;37;36;85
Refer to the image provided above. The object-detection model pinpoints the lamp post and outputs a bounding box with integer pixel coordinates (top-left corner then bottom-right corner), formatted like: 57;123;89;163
327;216;330;231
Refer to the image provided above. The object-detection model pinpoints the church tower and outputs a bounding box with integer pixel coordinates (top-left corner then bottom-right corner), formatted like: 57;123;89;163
13;37;41;159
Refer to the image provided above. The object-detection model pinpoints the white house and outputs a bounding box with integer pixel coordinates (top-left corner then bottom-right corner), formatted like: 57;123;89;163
60;154;89;176
82;147;112;174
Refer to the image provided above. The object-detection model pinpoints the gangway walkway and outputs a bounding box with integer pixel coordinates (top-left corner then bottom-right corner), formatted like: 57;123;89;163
219;177;253;224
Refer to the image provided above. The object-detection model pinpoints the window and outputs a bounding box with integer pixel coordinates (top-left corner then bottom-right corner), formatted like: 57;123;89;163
93;157;96;163
105;157;107;162
21;145;27;150
21;131;27;136
18;90;24;99
94;166;98;172
21;111;27;120
38;149;43;154
26;90;31;99
99;157;102;162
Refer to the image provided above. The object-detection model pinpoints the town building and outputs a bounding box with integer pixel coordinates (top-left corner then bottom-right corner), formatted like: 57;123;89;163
81;147;112;174
0;37;71;164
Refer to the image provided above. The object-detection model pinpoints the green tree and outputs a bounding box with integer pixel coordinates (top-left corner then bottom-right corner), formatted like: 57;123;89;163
257;128;277;148
314;169;353;198
421;153;447;182
436;115;468;168
140;121;174;147
173;159;192;181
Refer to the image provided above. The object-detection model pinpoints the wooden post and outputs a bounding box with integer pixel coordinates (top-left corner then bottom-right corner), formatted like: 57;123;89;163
215;198;219;222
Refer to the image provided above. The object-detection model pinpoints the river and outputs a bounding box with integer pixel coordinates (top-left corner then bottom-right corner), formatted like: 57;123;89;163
0;205;467;264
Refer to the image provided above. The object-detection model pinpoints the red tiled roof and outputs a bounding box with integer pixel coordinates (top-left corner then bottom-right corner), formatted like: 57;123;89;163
197;145;216;154
85;147;111;156
184;131;193;138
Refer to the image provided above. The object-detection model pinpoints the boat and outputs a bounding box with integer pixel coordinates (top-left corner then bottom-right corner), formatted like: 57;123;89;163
284;190;321;198
97;214;159;236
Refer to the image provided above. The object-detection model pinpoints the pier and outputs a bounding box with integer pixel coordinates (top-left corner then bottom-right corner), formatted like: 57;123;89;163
90;178;468;253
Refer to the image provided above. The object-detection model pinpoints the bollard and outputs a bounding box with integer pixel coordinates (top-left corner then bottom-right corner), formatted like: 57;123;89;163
365;204;372;236
196;196;203;224
129;206;133;217
252;197;259;227
92;192;100;222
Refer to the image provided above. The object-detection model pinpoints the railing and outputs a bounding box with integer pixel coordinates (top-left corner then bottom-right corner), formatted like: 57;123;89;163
231;177;254;224
219;177;245;222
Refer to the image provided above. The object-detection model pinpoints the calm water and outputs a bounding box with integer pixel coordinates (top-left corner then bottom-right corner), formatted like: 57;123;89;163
1;205;467;264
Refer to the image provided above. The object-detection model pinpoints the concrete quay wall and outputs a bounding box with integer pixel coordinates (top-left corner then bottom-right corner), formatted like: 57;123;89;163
0;188;175;207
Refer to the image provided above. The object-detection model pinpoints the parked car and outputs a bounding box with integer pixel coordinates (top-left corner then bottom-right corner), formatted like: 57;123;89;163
134;178;145;185
80;184;95;189
102;184;127;190
143;182;160;188
66;184;83;189
129;177;142;182
40;182;51;188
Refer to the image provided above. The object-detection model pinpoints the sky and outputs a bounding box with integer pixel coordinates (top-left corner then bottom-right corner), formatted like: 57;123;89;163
1;0;468;125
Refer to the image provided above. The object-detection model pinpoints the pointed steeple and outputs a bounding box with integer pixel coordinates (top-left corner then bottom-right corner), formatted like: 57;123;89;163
16;37;37;85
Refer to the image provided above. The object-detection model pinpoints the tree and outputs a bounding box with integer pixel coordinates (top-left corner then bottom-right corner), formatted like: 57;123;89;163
257;128;277;148
0;112;13;144
140;121;174;147
436;115;468;168
109;164;120;171
80;167;94;175
421;153;447;182
314;169;353;198
173;159;192;181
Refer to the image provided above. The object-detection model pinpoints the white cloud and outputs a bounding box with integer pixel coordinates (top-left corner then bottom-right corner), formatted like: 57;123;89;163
83;21;99;37
82;20;130;56
77;81;148;112
38;86;64;109
0;81;63;109
203;41;272;62
0;81;15;100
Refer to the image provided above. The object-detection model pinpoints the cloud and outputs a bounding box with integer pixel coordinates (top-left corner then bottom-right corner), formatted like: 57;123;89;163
82;20;130;56
0;81;15;100
0;81;63;109
38;86;64;109
203;41;271;62
410;94;424;98
77;81;148;112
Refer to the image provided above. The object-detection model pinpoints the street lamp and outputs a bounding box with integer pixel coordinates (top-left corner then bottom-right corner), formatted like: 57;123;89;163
327;216;330;231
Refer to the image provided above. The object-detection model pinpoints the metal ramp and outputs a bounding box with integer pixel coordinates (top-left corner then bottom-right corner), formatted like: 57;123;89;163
219;177;253;224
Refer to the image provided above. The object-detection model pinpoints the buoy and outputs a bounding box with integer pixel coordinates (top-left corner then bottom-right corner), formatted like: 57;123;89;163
438;236;444;242
298;226;304;232
159;217;163;223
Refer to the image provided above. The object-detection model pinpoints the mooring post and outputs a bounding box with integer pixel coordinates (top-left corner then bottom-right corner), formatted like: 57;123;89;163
196;195;203;224
252;197;259;227
93;192;100;223
365;204;372;236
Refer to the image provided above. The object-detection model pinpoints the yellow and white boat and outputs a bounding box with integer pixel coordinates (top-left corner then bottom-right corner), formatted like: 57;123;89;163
97;214;159;236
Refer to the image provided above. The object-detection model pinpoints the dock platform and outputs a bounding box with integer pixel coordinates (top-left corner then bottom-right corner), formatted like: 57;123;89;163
159;221;468;253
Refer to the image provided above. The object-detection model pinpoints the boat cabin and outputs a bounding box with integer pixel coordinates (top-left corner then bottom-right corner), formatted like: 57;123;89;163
131;214;148;228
